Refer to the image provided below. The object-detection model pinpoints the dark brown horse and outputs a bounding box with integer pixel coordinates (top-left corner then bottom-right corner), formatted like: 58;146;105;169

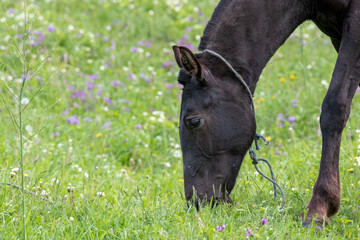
172;0;360;230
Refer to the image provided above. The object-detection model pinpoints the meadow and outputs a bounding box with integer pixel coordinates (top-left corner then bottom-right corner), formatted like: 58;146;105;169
0;0;360;239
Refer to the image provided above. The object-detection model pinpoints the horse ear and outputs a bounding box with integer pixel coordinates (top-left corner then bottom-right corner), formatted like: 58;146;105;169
172;45;202;80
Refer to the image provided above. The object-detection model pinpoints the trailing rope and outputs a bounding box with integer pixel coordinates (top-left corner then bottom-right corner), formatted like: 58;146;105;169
204;49;286;209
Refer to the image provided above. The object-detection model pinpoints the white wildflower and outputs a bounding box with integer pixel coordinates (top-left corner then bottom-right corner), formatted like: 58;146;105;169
51;178;59;184
97;192;105;197
173;150;181;158
21;97;29;105
25;125;33;133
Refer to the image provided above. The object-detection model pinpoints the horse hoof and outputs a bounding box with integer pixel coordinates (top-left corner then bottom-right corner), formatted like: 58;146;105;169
302;219;324;232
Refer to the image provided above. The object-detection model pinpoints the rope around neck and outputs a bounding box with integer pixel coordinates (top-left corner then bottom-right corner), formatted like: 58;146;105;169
204;49;285;209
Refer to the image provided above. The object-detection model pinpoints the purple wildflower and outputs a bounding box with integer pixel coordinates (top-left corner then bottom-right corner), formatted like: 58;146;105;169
136;124;142;130
88;74;99;80
166;84;174;89
47;26;55;32
8;8;14;14
71;90;87;100
245;229;253;237
137;41;144;46
292;99;298;108
30;31;46;46
67;116;80;125
317;128;322;136
128;73;136;80
178;39;185;45
51;132;59;137
63;108;72;115
16;34;23;38
288;116;296;123
144;41;151;47
97;89;103;96
216;224;226;232
83;117;93;122
102;121;112;129
111;41;116;50
104;97;112;104
276;113;284;120
261;218;268;225
139;73;150;82
356;87;360;93
186;27;192;32
185;43;195;50
87;81;94;90
162;61;174;68
112;80;121;87
130;47;138;53
68;86;75;91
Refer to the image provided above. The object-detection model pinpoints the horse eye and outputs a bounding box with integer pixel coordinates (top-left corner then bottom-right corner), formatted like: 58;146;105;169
189;118;201;129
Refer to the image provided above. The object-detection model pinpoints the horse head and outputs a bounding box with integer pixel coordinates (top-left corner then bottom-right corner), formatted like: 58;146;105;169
173;45;256;207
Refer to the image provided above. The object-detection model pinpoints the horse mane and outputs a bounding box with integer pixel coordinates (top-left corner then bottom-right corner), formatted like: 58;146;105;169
198;0;233;51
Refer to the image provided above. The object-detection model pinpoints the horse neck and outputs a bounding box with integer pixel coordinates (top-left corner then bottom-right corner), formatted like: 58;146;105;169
203;0;310;92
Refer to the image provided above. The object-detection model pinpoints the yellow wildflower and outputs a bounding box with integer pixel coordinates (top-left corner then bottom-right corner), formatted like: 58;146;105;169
348;168;354;173
24;173;29;177
179;179;184;182
266;136;271;141
280;77;286;82
96;133;103;138
290;75;296;80
258;98;265;103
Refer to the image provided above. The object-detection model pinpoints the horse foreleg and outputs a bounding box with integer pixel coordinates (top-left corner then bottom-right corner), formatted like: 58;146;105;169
303;7;360;229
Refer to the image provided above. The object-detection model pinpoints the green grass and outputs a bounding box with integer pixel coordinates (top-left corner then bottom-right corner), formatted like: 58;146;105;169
1;0;360;239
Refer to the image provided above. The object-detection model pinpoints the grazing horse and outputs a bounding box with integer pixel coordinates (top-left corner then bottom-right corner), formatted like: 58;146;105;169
172;0;360;229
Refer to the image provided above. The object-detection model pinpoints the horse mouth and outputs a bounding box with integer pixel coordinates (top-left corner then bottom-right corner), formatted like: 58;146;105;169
187;192;233;210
